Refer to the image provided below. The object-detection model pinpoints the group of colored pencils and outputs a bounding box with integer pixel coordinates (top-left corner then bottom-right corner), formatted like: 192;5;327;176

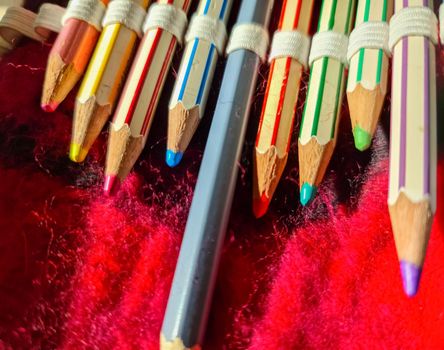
38;0;440;348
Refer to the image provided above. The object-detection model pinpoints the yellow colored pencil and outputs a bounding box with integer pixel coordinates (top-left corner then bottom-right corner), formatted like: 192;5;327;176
70;0;150;162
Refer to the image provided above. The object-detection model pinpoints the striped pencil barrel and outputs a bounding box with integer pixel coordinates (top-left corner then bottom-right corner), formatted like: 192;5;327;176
346;0;392;151
298;0;355;206
103;0;192;195
41;0;109;112
69;0;150;163
166;0;232;167
252;0;314;218
388;0;437;297
161;1;274;348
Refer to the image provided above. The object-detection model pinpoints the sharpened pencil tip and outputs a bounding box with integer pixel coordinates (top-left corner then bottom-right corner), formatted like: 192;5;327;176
400;261;422;297
69;143;88;163
41;101;59;113
103;175;121;196
166;150;183;167
253;193;270;218
300;183;316;206
353;126;372;151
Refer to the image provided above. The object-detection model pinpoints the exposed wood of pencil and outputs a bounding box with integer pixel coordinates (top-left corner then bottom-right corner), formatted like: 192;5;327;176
253;146;287;201
389;192;433;267
42;52;82;108
347;83;385;137
160;333;200;350
298;138;335;187
106;123;144;181
167;102;200;154
72;95;111;154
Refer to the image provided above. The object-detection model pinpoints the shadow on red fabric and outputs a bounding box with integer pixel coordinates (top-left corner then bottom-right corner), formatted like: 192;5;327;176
0;2;443;349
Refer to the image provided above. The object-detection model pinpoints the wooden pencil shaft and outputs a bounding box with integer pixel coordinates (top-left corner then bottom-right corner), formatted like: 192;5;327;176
347;0;391;91
389;0;436;208
167;0;233;157
169;0;232;112
105;0;191;179
161;1;274;347
256;0;314;154
388;0;437;272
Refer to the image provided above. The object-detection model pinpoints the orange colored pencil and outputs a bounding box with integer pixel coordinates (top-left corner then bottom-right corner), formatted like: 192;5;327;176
41;0;109;112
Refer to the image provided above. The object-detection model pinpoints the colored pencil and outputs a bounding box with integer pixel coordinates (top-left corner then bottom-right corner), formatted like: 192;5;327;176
166;0;232;167
69;0;151;163
252;0;314;218
388;0;437;297
103;0;192;195
298;0;355;206
161;1;273;348
41;0;109;112
346;0;392;151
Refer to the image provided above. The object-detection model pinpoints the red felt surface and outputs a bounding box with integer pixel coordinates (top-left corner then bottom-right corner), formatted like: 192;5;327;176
0;14;444;350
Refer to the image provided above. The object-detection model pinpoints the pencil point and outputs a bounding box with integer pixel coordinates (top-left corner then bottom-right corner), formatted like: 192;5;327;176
253;193;271;218
300;182;316;206
69;143;88;163
400;260;422;297
353;126;372;151
103;175;121;196
41;101;59;113
166;150;183;167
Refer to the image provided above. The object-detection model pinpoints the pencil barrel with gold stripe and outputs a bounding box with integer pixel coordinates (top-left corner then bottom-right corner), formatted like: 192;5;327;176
388;0;437;297
103;0;192;195
166;0;232;167
70;0;150;163
346;0;392;151
252;0;314;218
298;0;355;206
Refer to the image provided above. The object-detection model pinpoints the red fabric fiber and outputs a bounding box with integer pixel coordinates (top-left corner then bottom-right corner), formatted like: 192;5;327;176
0;4;443;349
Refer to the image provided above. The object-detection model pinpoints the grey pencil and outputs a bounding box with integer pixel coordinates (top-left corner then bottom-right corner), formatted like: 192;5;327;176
160;1;275;349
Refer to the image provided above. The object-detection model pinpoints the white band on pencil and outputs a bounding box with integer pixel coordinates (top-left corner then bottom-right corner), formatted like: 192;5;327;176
389;6;438;51
102;0;146;37
226;23;269;61
34;3;64;39
439;3;444;45
268;30;311;69
308;31;348;67
347;21;389;62
143;3;188;45
62;0;106;31
185;14;227;55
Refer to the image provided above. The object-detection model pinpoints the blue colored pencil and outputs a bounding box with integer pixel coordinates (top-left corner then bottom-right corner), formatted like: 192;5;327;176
166;0;233;167
160;1;274;348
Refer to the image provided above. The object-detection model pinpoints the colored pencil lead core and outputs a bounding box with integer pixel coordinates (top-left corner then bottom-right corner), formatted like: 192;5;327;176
41;101;59;113
300;183;316;206
103;175;121;196
400;260;422;298
166;150;183;168
353;126;372;151
252;193;271;218
69;143;88;163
